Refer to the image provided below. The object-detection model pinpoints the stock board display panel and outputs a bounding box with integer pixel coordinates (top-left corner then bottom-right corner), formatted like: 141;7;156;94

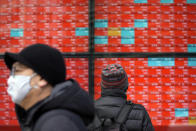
0;0;89;53
94;0;196;52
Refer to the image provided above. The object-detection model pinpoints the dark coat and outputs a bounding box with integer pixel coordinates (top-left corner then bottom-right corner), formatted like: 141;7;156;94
15;79;95;131
95;89;154;131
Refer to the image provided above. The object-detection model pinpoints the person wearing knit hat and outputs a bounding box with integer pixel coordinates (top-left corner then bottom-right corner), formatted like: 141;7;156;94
93;64;154;131
101;64;128;90
4;43;94;131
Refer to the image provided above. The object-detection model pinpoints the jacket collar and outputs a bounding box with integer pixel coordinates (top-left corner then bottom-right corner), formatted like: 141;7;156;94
16;79;95;128
101;88;127;99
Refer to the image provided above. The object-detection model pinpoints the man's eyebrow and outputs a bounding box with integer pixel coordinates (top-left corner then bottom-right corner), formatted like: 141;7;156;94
13;63;28;69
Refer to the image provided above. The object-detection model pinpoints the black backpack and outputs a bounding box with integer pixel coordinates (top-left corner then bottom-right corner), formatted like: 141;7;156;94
88;101;134;131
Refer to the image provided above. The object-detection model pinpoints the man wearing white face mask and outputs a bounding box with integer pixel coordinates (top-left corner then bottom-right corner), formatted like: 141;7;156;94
4;43;94;131
7;70;37;105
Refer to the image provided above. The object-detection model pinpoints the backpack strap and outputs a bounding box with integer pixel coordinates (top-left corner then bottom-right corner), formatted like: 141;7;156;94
87;110;104;131
115;101;134;124
93;113;103;128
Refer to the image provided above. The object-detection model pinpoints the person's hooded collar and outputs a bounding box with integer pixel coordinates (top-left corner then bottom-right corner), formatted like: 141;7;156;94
15;79;94;127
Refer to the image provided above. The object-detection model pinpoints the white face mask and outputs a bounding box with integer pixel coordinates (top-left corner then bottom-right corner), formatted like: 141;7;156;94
7;74;37;104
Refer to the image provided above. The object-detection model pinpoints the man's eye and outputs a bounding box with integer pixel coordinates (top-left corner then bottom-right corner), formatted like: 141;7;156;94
15;69;22;72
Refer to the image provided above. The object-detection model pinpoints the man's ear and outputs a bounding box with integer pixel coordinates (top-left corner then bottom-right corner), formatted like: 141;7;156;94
38;79;48;88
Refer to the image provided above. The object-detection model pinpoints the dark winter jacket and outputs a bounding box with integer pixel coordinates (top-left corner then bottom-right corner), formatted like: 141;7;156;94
15;79;95;131
95;88;154;131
